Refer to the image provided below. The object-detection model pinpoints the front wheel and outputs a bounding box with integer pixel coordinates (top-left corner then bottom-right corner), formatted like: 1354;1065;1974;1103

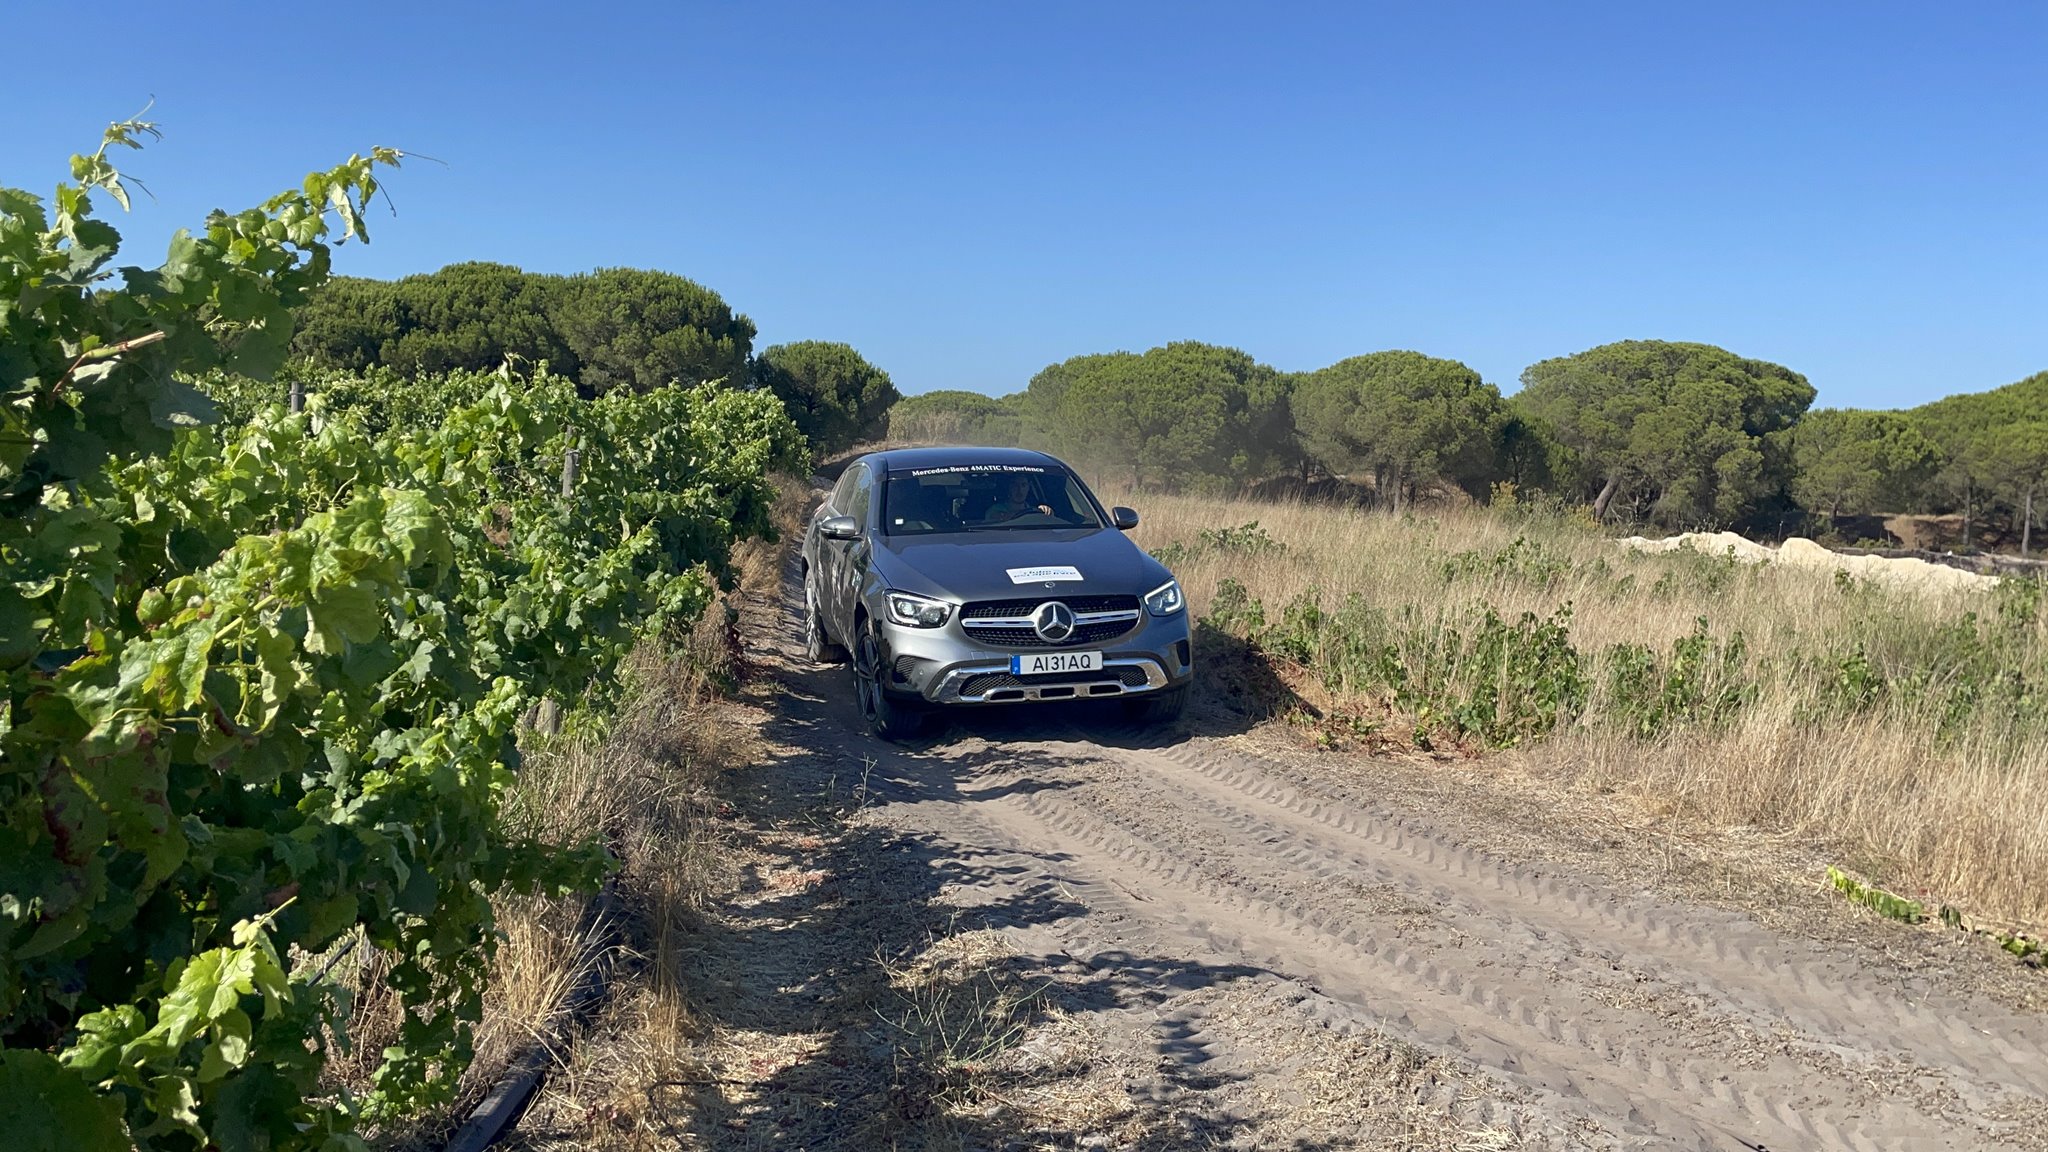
852;621;925;740
1125;684;1189;726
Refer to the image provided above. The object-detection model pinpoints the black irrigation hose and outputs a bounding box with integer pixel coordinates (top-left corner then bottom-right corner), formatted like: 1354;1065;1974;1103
440;866;626;1152
311;932;362;985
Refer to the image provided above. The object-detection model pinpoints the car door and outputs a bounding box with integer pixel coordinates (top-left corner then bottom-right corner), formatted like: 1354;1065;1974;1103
813;463;865;640
830;464;877;640
807;466;855;637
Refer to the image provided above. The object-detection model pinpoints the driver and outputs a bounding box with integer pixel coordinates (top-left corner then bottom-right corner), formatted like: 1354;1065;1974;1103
985;474;1053;521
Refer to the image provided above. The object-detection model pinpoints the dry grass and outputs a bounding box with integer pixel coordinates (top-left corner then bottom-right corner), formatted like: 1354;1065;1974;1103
1110;486;2048;927
873;929;1049;1121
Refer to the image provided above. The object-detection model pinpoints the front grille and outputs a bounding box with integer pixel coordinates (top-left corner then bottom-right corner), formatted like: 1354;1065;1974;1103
960;594;1142;648
962;620;1139;648
959;665;1150;697
961;594;1139;619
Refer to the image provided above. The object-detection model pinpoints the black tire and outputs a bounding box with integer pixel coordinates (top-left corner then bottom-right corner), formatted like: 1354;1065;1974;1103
852;620;926;740
1125;683;1189;726
804;577;848;664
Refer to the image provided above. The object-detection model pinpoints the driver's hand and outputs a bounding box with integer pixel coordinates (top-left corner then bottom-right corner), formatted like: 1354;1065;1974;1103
1036;504;1052;515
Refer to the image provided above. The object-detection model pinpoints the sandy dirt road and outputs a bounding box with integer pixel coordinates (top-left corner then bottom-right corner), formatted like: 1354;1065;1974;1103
729;555;2048;1151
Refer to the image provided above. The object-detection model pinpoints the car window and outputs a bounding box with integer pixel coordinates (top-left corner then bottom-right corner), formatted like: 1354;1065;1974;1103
846;465;874;527
829;464;860;514
882;465;1104;535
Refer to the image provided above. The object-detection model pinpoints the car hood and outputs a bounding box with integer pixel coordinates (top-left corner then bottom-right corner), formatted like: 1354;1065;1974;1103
873;528;1171;604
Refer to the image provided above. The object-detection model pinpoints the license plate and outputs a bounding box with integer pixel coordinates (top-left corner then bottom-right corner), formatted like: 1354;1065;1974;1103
1011;650;1101;675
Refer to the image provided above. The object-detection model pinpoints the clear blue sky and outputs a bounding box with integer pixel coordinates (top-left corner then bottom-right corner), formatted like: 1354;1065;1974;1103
3;2;2041;407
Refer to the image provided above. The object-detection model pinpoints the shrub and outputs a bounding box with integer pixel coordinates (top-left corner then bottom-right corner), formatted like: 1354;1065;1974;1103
1605;618;1756;738
1153;521;1286;568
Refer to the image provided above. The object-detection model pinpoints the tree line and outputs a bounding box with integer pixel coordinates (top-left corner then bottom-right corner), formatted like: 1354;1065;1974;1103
890;341;2048;550
296;265;2044;549
292;261;899;457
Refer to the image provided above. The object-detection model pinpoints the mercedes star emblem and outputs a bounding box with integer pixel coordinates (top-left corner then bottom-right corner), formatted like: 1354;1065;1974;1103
1032;600;1076;643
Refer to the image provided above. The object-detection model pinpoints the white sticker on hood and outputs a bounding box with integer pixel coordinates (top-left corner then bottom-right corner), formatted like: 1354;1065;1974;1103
1007;565;1083;584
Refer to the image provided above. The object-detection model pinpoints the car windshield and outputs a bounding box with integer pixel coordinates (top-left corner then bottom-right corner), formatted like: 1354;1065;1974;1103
881;464;1105;535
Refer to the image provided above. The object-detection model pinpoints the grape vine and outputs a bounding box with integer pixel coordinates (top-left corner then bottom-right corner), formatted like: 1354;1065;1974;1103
1;122;805;1149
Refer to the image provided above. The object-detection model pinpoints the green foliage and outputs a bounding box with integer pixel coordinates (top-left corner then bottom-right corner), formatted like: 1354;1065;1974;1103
1632;543;1747;599
751;340;900;458
1491;411;1566;494
1202;578;1268;638
1822;645;1888;713
1016;354;1113;447
1827;866;1925;924
1202;582;1588;748
1907;372;2048;550
1437;535;1569;589
202;360;504;432
1;123;394;503
929;338;2048;550
1292;350;1505;510
1;1048;133;1152
551;266;754;394
1150;521;1285;568
291;262;756;395
365;262;572;376
883;342;2048;549
887;389;1024;447
283;274;412;372
1488;482;1599;535
1779;408;1940;517
1514;340;1815;527
1604;619;1756;738
1026;342;1290;492
2;130;803;1150
58;911;358;1151
1413;606;1588;747
1994;574;2044;626
1843;606;2048;737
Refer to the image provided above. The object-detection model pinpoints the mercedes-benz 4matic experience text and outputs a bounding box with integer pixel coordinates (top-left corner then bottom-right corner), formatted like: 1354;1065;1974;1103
801;447;1194;738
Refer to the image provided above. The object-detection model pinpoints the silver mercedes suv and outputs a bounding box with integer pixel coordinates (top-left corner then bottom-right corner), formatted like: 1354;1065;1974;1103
800;446;1194;738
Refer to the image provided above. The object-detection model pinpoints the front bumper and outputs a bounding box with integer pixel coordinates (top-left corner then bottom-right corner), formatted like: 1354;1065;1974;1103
876;608;1194;706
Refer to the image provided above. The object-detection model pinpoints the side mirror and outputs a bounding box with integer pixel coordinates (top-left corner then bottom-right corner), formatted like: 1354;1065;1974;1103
821;515;861;540
1111;506;1140;531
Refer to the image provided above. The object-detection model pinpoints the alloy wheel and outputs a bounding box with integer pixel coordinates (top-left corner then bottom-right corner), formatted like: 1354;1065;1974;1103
805;586;823;657
853;628;882;725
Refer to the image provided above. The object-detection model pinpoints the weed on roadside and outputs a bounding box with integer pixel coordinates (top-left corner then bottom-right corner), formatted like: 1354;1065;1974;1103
873;930;1052;1124
1203;581;1589;750
1438;535;1572;590
1152;520;1287;568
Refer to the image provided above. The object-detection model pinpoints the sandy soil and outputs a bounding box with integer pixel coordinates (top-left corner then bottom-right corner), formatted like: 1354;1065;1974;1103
1619;531;2002;593
515;545;2048;1151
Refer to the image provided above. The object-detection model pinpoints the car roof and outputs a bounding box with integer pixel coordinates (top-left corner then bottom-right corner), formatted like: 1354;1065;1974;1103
864;446;1067;473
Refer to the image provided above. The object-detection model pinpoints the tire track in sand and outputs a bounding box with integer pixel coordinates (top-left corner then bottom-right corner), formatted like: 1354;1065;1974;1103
943;741;1975;1151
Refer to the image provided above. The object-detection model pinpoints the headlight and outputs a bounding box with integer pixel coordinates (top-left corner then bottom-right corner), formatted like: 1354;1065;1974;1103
1144;579;1184;617
885;590;952;628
